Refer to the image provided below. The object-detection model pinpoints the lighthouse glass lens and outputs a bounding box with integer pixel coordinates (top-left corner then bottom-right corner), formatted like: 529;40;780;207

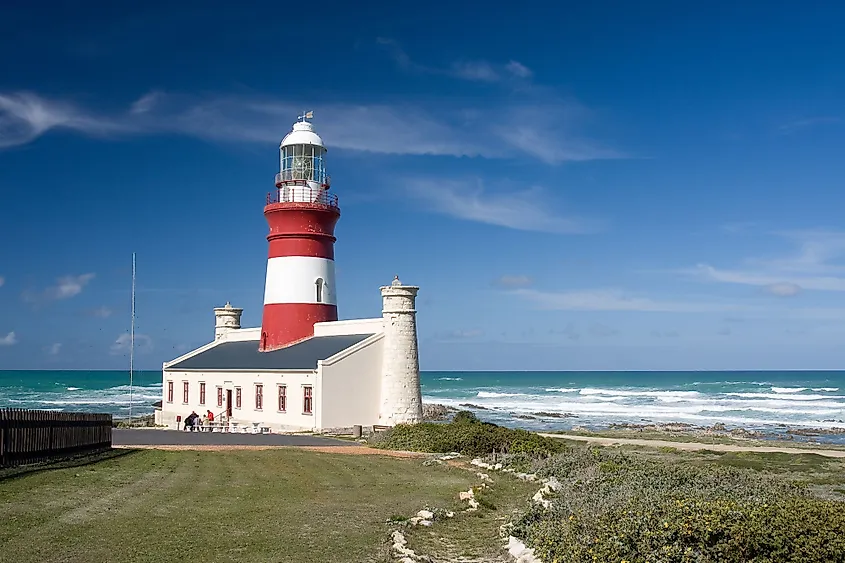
293;157;313;179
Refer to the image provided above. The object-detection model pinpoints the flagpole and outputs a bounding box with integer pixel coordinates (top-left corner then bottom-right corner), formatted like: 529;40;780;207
128;253;136;425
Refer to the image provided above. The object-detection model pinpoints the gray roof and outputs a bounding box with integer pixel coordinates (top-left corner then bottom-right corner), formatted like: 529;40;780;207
167;333;374;371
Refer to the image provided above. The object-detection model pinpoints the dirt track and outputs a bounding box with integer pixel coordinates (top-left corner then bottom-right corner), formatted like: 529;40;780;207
540;433;845;458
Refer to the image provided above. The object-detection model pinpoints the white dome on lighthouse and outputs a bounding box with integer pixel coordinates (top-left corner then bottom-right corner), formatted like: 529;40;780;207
280;120;325;149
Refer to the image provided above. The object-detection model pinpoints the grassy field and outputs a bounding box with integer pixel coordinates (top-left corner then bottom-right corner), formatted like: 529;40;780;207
4;438;844;563
0;449;484;563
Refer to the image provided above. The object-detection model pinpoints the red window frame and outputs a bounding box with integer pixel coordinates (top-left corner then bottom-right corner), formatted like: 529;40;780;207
199;382;206;405
278;385;287;412
235;387;242;409
167;381;173;403
303;386;313;414
217;387;223;408
182;381;189;404
255;384;263;410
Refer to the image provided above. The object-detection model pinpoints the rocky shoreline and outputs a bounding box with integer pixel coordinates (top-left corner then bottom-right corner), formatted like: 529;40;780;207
423;403;845;443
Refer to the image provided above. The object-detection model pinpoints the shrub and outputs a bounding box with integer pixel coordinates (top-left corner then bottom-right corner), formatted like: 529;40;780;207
452;410;480;425
508;447;845;563
371;411;564;457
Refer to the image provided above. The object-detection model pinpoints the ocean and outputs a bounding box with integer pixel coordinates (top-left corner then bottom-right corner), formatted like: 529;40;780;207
1;370;844;441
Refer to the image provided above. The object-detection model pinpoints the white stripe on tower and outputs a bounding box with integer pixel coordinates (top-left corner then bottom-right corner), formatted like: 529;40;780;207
263;256;337;305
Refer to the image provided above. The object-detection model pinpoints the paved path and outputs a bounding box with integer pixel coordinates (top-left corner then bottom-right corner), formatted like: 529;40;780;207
113;429;351;447
540;433;845;458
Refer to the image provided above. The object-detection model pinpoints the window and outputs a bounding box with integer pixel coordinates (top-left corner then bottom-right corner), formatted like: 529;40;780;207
167;381;173;403
278;385;287;412
235;387;242;409
255;384;264;410
199;382;206;405
182;381;189;404
303;386;313;414
217;387;223;408
315;278;324;303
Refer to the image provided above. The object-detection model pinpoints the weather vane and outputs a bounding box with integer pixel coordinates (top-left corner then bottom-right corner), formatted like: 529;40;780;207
299;110;314;122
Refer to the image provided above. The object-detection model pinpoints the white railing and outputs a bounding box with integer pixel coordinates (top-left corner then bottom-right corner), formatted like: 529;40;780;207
266;186;339;208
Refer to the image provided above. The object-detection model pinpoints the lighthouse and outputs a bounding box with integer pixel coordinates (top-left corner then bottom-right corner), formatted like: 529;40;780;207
161;112;426;434
259;113;341;352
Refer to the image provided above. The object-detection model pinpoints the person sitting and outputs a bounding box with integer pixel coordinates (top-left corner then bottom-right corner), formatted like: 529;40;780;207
206;410;215;422
184;411;199;431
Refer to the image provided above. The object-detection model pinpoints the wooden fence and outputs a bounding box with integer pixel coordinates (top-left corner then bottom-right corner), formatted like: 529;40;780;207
0;409;112;468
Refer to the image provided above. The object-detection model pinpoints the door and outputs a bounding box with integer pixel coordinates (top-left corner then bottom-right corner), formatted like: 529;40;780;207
226;389;233;418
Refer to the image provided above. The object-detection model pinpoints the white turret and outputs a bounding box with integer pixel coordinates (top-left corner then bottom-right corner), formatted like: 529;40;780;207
378;276;422;425
214;302;243;340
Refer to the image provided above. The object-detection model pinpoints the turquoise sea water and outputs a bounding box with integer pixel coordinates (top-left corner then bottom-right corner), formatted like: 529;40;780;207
1;370;844;439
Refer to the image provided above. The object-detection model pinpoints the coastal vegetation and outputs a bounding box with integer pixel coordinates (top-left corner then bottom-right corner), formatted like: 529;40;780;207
371;410;565;456
373;412;845;562
504;446;845;562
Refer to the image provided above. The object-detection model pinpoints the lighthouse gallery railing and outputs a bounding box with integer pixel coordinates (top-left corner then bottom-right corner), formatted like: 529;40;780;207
266;186;339;208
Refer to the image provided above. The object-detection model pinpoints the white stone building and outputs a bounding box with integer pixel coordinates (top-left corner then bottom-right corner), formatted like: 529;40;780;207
159;115;423;432
160;278;422;432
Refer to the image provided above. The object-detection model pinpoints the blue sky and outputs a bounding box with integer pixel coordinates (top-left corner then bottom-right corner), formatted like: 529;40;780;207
2;1;845;371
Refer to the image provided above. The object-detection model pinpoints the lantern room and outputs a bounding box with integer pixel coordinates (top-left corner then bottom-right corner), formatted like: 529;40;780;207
277;113;328;188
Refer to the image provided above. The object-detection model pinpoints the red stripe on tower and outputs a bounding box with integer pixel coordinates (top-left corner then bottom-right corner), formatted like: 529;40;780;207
259;113;341;352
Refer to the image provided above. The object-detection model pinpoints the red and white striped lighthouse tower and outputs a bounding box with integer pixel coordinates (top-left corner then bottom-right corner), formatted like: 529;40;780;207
259;113;340;352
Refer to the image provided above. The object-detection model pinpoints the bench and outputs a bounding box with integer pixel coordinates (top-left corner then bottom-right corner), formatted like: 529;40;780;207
372;424;391;433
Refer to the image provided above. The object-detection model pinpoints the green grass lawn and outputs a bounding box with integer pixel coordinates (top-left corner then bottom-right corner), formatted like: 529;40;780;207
0;449;482;563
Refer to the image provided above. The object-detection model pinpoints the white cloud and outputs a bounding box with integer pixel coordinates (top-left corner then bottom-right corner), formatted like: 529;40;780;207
86;306;114;318
778;116;841;133
130;90;163;114
0;332;17;346
0;93;129;148
493;275;533;288
45;343;62;355
0;90;625;164
23;273;96;304
508;286;845;322
110;333;153;355
377;38;533;83
53;273;96;299
451;61;501;82
505;61;533;79
0;276;4;288
764;283;802;297
510;288;751;313
405;178;602;234
683;230;845;293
